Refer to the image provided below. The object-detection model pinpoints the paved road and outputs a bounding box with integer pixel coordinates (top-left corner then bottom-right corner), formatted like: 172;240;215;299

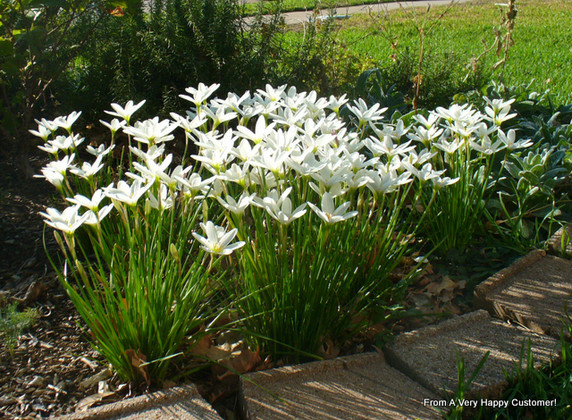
244;0;474;25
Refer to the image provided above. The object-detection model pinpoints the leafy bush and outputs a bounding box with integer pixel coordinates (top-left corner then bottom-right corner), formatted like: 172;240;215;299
69;0;281;121
458;83;572;252
0;0;109;173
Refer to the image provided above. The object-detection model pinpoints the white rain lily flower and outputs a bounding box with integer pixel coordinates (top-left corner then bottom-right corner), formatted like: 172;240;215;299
370;119;408;141
498;129;533;150
263;196;306;225
202;105;237;128
249;147;290;176
40;204;89;235
34;118;58;133
364;136;414;158
402;162;445;182
271;106;309;128
29;124;52;141
327;94;348;115
248;169;279;188
180;83;220;108
217;163;250;188
104;100;146;124
123;117;178;145
169;112;207;132
256;84;287;102
217;193;255;215
286;152;327;177
86;144;115;159
347;99;387;127
253;187;307;225
310;164;351;187
67;189;106;211
342;150;379;173
54;111;82;133
176;172;215;197
104;179;153;207
129;144;165;162
236;115;276;144
364;169;409;194
433;176;459;189
308;181;346;198
217;91;252;113
308;192;357;225
100;118;126;134
413;113;440;129
263;126;301;152
433;138;464;155
407;124;443;146
469;136;505;155
132;153;173;184
70;155;104;179
45;153;75;176
44;134;84;153
147;184;173;210
34;167;64;189
484;98;517;125
434;103;482;126
230;139;261;163
192;221;245;255
37;142;59;155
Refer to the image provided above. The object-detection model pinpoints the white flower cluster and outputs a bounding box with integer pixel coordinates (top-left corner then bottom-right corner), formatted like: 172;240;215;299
35;84;531;255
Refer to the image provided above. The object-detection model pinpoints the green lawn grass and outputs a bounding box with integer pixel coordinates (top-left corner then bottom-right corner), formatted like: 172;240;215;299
309;0;572;104
244;0;389;14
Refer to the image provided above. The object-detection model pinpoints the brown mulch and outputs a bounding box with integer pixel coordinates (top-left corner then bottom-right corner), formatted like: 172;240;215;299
0;154;112;419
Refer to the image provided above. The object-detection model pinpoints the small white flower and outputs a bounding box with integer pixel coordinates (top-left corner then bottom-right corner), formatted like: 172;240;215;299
498;129;533;150
104;100;146;123
308;192;357;224
54;111;82;133
40;204;89;234
347;99;387;127
123;117;178;145
30;124;52;141
45;134;84;153
70;155;104;179
100;118;126;134
87;143;116;157
253;188;307;225
66;190;106;212
180;83;220;107
192;221;245;255
104;180;153;206
217;193;254;215
147;184;173;210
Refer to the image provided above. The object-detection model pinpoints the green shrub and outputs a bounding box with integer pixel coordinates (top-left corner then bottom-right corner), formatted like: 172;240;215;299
69;0;281;121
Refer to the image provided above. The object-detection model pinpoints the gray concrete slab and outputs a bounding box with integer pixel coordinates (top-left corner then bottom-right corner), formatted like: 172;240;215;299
547;225;572;257
240;351;443;419
384;310;560;399
56;384;222;420
474;250;572;337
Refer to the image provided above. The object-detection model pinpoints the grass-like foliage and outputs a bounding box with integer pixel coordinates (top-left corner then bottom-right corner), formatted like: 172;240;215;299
448;318;572;419
36;84;547;376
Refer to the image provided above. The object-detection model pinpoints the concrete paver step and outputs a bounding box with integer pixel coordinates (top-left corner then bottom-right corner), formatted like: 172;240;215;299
56;384;222;420
384;310;560;399
240;351;443;419
475;250;572;337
